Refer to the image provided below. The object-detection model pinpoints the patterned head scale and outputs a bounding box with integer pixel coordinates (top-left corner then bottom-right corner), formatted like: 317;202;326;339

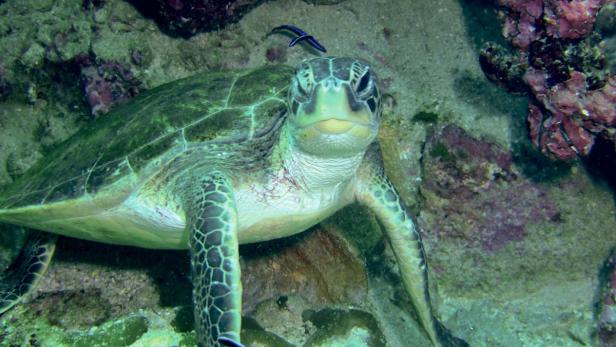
287;57;382;157
289;57;381;119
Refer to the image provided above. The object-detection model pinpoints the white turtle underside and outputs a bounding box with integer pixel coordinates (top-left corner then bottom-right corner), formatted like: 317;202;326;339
0;171;357;250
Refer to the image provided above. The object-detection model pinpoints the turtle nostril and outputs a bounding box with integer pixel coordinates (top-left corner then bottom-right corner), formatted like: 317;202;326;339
323;78;340;91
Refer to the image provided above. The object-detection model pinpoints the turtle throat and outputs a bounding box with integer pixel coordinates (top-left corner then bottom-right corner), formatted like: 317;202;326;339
281;129;365;192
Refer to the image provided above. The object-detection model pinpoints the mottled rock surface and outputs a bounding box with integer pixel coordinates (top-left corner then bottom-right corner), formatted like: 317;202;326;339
420;125;560;253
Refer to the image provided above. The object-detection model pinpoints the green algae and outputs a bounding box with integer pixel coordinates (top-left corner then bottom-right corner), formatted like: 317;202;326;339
412;110;439;124
67;314;148;347
0;311;148;347
430;142;452;161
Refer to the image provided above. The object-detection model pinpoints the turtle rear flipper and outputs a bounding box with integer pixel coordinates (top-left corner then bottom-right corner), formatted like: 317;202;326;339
0;231;56;314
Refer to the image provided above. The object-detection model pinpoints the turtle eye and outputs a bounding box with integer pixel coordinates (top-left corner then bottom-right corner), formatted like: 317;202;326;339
294;77;310;102
355;70;373;98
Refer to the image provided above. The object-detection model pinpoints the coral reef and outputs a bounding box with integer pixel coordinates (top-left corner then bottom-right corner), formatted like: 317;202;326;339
481;0;614;160
127;0;266;37
479;42;528;94
77;55;144;117
419;125;560;251
526;69;615;160
499;0;606;49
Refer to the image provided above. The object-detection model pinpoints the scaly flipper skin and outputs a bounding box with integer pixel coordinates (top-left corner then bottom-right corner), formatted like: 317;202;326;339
0;231;56;315
355;147;467;347
182;172;243;347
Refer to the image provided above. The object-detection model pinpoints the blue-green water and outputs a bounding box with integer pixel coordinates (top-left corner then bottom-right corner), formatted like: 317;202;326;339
0;0;615;346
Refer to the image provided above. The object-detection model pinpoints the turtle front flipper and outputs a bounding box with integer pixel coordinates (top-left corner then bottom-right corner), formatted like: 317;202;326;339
355;159;467;347
0;230;57;315
182;172;244;347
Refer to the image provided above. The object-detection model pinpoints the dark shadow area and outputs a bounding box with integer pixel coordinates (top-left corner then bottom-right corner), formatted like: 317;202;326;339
0;223;27;270
239;227;313;259
126;0;268;39
595;248;616;345
50;215;367;311
456;0;569;183
584;136;616;207
452;68;527;117
508;106;572;182
458;0;506;50
6;58;89;124
54;237;193;307
510;140;572;182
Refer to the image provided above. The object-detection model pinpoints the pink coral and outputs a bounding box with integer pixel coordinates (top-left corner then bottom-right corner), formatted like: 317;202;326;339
499;0;544;49
421;125;559;252
525;68;616;160
498;0;608;49
493;0;614;160
525;69;616;160
80;61;143;117
545;0;606;39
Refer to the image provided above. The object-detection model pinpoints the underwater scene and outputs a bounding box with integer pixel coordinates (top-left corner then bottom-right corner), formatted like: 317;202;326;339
0;0;615;346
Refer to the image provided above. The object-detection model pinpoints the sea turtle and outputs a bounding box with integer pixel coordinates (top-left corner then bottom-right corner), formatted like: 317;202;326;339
0;57;467;347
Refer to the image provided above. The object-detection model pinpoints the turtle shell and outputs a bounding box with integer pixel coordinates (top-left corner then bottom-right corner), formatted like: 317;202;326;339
0;64;293;209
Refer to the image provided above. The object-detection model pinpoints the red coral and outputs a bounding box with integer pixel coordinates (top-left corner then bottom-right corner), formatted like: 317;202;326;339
499;0;544;49
498;0;607;49
421;125;559;252
545;0;606;39
525;69;616;160
493;0;614;160
80;60;143;117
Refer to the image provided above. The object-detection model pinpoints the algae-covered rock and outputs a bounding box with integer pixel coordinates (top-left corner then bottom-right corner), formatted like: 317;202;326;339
30;289;111;329
303;308;386;347
421;124;559;252
67;314;148;347
0;310;148;347
127;0;267;37
240;317;296;347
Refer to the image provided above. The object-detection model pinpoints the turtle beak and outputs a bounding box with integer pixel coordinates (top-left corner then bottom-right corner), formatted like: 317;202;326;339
313;119;355;134
301;85;373;137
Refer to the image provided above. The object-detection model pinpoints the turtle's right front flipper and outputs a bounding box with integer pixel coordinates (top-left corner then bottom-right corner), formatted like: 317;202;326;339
181;172;244;347
0;230;56;314
355;154;467;347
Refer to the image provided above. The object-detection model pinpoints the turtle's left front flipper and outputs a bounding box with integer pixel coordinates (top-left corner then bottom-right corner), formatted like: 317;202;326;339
182;172;244;347
0;230;57;315
355;158;467;347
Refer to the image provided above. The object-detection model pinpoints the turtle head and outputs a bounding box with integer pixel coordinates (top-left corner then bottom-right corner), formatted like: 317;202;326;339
287;57;381;158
